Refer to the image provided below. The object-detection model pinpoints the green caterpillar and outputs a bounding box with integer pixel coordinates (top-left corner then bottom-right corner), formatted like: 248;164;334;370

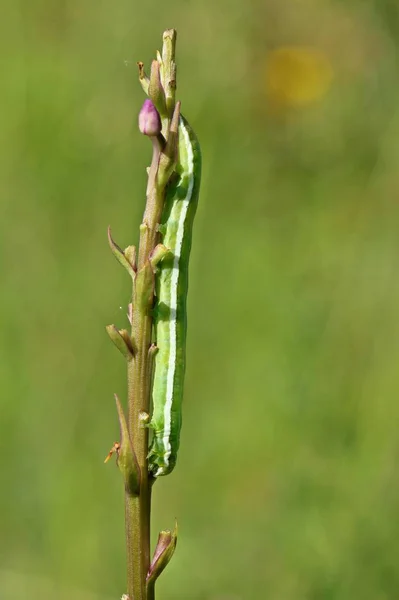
149;115;201;477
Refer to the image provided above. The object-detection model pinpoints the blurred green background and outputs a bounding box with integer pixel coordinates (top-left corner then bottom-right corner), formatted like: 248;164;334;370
2;0;399;598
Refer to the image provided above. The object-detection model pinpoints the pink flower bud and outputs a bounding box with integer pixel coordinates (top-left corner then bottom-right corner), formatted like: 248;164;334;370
138;99;162;136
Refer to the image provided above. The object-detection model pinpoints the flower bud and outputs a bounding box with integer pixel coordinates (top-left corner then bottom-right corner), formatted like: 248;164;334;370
146;523;178;587
138;99;162;136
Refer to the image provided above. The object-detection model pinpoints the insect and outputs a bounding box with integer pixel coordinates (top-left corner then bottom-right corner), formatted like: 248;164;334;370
148;115;201;477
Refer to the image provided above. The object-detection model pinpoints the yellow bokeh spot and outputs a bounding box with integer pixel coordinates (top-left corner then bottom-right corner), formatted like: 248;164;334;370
266;46;333;108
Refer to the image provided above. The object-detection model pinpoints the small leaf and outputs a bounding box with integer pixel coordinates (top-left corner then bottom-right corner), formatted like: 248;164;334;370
124;246;137;271
134;261;155;315
138;61;150;94
115;394;141;496
107;226;135;278
149;60;167;117
147;343;158;392
161;29;177;116
149;244;171;271
106;325;135;359
157;101;180;187
146;522;178;591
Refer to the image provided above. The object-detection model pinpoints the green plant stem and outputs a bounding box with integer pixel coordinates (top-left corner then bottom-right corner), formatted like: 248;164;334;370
122;30;178;599
125;140;164;600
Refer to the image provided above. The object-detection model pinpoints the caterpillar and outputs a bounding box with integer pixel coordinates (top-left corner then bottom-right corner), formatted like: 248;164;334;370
149;115;201;477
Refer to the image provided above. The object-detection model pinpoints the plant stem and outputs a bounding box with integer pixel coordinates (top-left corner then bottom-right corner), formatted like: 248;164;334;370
125;140;164;599
115;30;178;599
